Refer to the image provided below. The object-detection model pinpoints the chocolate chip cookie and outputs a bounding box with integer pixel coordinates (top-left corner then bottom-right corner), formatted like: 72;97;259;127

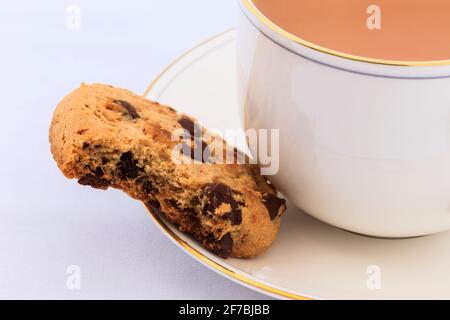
49;83;286;258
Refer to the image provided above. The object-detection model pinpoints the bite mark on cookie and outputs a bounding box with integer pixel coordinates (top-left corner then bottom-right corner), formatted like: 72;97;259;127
118;151;140;179
78;174;110;189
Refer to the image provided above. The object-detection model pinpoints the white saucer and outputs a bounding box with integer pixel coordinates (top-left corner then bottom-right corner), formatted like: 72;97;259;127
144;30;450;300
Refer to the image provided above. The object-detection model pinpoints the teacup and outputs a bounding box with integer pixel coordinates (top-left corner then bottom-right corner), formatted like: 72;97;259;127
237;0;450;237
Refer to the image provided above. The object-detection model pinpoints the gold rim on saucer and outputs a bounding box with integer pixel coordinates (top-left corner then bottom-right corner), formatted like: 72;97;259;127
142;29;312;300
241;0;450;67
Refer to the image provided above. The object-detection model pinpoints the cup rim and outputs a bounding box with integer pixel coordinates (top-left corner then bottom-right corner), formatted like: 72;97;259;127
241;0;450;68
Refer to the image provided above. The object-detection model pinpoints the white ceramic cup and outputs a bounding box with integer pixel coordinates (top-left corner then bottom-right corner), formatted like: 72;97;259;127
237;0;450;237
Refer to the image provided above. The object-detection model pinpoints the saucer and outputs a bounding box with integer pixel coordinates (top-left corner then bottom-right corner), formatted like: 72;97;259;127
144;30;450;300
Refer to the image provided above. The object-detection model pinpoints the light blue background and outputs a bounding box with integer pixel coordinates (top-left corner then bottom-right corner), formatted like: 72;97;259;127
0;0;269;299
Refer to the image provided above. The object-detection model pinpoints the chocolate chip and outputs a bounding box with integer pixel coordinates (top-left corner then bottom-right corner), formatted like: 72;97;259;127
118;151;139;179
94;167;104;177
203;183;234;212
113;99;140;119
82;142;90;149
101;157;109;165
78;174;110;189
203;183;242;225
216;233;233;257
223;210;242;225
262;193;286;220
177;118;211;162
178;117;195;137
